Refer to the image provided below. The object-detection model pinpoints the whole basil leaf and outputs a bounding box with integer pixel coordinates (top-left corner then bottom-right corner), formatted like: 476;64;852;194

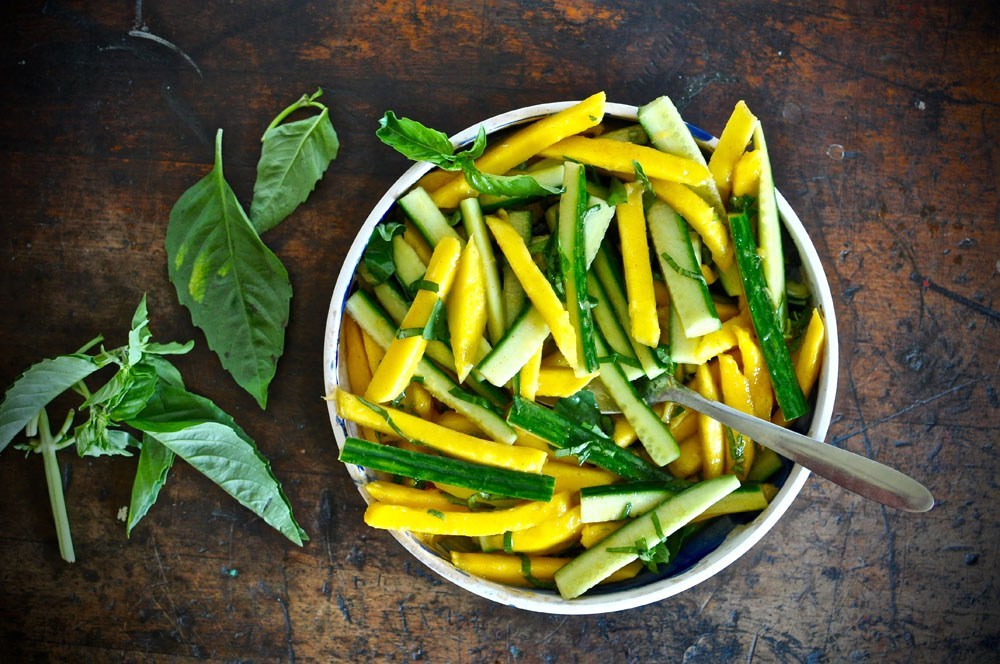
126;434;175;537
166;129;292;409
142;421;307;545
129;380;253;444
0;354;99;453
250;90;340;234
460;163;562;198
376;111;462;168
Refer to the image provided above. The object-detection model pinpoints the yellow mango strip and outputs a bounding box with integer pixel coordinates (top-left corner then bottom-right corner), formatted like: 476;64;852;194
401;219;434;272
448;240;488;383
693;362;725;479
580;521;624;548
693;314;754;364
518;345;544;400
701;263;718;285
342;314;372;395
653;279;670;307
431;92;607;208
365;492;572;536
542;461;618;494
793;308;826;399
334;389;547;473
535;366;599;398
480;506;583;555
666;407;699;442
651;179;734;271
734;326;774;421
667;434;703;479
450;552;642;587
360;327;385;376
708;100;758;204
433;482;477;501
718;353;756;481
612;415;637;448
365;481;468;512
365;237;462;402
401;382;437;420
714;300;741;322
538;136;711;186
415;168;457;194
617;182;661;346
486;215;579;370
732;149;763;198
436;411;486;437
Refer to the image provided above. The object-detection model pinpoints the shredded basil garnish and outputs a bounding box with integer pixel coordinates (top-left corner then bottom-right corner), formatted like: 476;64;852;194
518;554;556;590
660;251;706;283
427;509;446;520
503;530;514;553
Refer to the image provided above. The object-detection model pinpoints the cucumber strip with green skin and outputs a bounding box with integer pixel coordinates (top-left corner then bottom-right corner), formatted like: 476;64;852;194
594;335;680;466
580;480;686;523
460;198;506;344
582;195;615;267
391;235;426;292
476;305;550;387
638;96;726;221
369;280;509;408
747;445;783;482
752;122;787;327
554;474;740;599
398;186;463;247
667;300;700;365
559;161;599;373
340;437;554;502
580;481;769;523
587;273;644;381
729;211;808;420
345;290;517;443
648;201;721;339
591;247;666;379
506;396;667;482
501;211;532;328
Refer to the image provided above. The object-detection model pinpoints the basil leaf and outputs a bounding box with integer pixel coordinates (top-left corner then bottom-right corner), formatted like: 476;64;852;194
554;390;614;439
108;363;159;421
606;178;628;207
376;111;460;168
166;129;292;409
144;341;195;356
363;221;405;285
460;162;562;198
251;92;340;234
75;415;136;457
422;298;450;343
128;380;253;444
141;356;185;389
126;434;176;537
455;125;488;161
143;422;307;546
0;354;99;453
632;160;653;193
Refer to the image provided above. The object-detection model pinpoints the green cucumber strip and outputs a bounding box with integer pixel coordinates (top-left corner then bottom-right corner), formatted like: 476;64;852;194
667;300;700;365
559;161;599;373
501;211;532;328
506;396;667;481
599;124;649;145
580;480;683;523
637;96;726;220
591;246;666;379
586;272;644;381
582;195;615;268
340;438;553;502
391;235;427;292
345;291;516;443
697;483;771;520
554;474;740;599
729;211;808;420
398;186;463;247
460;198;506;344
747;445;783;482
476;306;549;387
752;122;787;327
594;335;680;466
648;201;721;339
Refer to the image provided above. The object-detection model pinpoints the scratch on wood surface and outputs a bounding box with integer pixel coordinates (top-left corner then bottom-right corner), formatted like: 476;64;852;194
913;273;1000;321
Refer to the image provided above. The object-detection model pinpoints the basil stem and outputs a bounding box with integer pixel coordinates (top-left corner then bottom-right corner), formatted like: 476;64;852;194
38;408;75;563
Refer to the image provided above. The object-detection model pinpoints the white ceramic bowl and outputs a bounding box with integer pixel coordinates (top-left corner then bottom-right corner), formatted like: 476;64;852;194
323;101;839;614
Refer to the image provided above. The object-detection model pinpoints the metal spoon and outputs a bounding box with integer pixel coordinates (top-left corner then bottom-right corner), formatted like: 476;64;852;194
594;380;935;513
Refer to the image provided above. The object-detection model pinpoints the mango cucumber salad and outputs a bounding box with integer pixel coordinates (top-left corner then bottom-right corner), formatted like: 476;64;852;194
332;92;826;599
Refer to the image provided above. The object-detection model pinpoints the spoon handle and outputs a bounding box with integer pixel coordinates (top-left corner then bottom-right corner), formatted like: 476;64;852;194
666;386;935;513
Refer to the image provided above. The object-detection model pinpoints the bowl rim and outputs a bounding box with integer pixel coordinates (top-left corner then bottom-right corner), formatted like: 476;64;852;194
323;100;840;614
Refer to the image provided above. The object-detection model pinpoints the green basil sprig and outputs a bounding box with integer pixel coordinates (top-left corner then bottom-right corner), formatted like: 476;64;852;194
0;297;308;562
376;111;561;199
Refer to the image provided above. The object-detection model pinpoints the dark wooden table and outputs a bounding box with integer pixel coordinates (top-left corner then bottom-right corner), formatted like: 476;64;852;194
1;1;997;661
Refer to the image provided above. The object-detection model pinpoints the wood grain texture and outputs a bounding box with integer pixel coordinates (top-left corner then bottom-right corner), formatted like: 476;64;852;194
0;0;997;661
